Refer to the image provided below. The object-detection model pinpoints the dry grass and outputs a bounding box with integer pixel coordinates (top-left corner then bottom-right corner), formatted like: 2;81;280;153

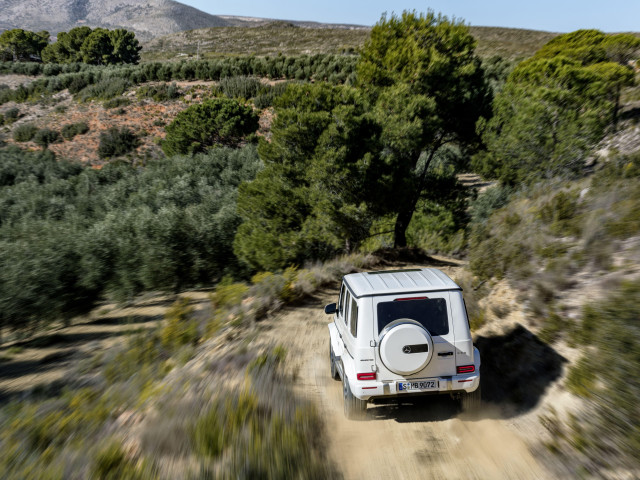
142;23;563;61
142;23;367;60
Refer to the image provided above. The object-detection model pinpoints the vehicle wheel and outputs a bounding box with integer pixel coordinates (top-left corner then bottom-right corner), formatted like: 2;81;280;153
329;343;340;380
343;374;367;420
462;385;482;413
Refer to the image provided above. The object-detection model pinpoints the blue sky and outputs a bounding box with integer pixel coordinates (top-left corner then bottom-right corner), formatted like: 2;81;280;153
181;1;640;33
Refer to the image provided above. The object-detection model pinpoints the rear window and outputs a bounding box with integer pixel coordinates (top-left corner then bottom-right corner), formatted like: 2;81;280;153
377;298;449;336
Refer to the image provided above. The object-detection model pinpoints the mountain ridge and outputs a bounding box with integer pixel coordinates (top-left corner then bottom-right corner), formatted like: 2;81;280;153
0;0;367;41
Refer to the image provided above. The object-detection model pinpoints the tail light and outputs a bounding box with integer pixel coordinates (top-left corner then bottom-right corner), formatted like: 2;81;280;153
457;365;475;374
357;372;377;381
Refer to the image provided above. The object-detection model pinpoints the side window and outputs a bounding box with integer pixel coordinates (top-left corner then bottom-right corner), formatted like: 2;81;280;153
343;291;351;325
338;283;346;317
350;297;358;337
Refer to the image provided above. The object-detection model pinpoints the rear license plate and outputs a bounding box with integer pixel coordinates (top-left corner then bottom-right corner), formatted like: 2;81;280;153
398;379;439;391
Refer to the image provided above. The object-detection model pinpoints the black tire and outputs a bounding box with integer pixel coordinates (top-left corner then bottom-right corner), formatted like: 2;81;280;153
462;385;482;413
343;374;367;420
329;343;340;380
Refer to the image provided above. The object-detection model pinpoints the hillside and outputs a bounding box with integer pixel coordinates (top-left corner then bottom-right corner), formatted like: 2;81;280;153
142;23;560;60
142;22;369;59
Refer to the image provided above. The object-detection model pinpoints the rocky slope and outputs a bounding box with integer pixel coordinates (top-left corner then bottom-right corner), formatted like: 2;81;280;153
0;0;366;41
0;0;245;40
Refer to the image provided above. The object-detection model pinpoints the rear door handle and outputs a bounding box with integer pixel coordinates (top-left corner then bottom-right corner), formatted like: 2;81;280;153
438;351;453;357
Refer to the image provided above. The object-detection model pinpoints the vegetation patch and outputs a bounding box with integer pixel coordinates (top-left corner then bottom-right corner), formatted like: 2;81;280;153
539;281;640;473
60;121;89;140
103;96;131;109
33;128;61;149
97;127;140;158
162;97;259;156
12;122;37;142
136;82;180;102
75;77;132;102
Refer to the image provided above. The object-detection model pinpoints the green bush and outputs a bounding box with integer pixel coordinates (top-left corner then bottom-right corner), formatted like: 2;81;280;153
67;75;89;94
136;82;180;101
253;82;290;109
75;77;131;101
0;108;16;124
103;96;131;109
61;121;90;140
219;75;262;99
537;190;580;235
97;127;140;158
160;297;199;350
92;441;147;480
12;123;38;142
162;97;259;156
468;184;513;226
33;128;62;149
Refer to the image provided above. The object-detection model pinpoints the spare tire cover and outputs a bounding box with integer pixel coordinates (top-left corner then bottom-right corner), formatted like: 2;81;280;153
379;319;434;376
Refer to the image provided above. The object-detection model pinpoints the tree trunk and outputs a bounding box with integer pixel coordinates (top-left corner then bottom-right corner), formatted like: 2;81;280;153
391;142;443;249
393;207;415;248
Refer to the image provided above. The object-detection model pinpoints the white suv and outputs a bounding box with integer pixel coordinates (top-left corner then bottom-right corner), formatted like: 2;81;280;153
325;268;481;419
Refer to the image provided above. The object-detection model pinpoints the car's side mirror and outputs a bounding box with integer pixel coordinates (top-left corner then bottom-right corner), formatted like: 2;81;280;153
324;303;337;315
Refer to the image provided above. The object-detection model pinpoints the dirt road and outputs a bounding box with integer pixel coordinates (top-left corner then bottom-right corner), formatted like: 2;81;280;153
260;261;553;480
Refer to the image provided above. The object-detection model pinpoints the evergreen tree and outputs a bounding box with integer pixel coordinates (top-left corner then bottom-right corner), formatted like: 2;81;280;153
234;83;379;270
109;29;141;64
163;98;259;156
41;26;92;63
0;29;49;61
357;11;491;247
81;28;113;65
474;31;636;184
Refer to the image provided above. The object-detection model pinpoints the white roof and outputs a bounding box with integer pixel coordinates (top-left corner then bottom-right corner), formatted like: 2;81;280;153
344;268;460;298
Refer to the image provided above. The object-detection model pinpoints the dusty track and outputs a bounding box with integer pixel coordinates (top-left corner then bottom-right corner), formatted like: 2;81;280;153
260;261;553;480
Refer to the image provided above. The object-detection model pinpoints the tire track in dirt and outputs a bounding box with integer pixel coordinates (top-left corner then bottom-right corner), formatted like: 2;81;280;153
260;261;553;480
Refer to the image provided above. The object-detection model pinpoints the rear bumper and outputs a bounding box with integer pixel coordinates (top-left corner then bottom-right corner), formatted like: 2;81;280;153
353;373;480;401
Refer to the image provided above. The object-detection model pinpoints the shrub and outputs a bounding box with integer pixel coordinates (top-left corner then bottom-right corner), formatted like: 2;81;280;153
219;75;262;99
97;127;140;158
13;123;38;142
75;77;131;102
61;121;90;140
563;281;640;468
253;81;290;108
468;184;513;226
162;97;259;156
211;277;248;310
136;82;180;101
160;297;199;351
192;370;335;478
4;107;20;124
92;441;146;480
103;97;131;109
33;128;62;149
67;75;90;94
